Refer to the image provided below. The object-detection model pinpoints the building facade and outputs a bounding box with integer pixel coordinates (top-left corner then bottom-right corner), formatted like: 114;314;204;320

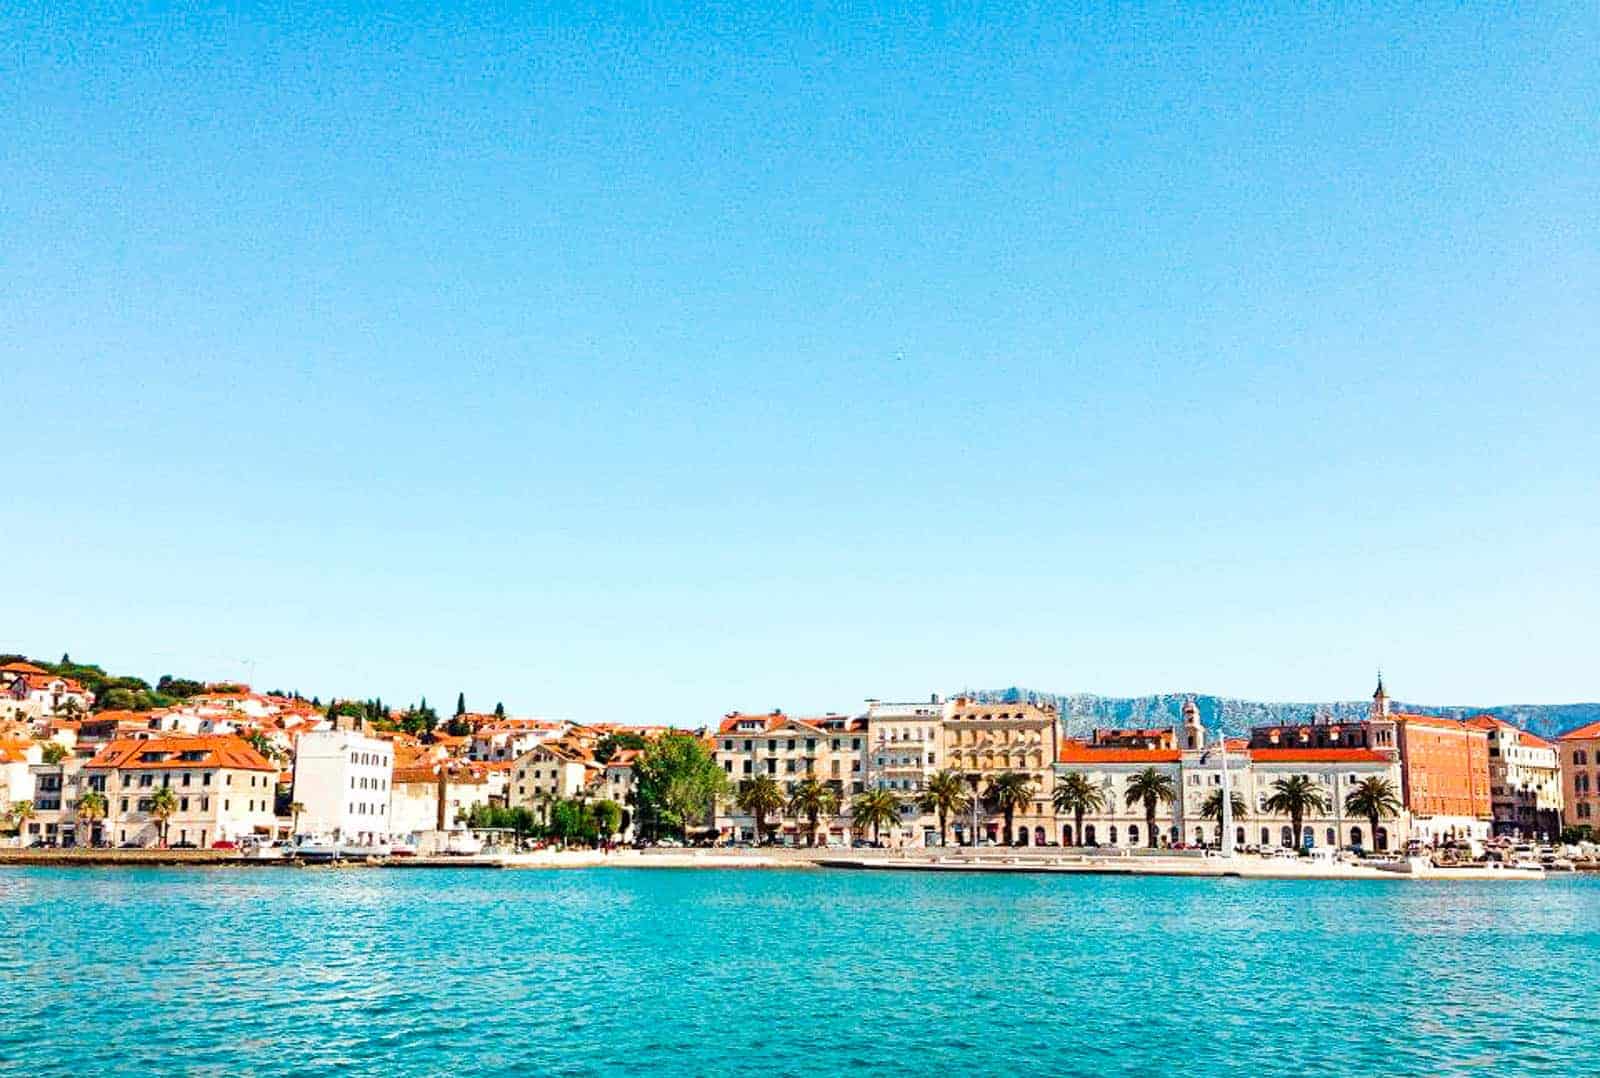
1470;716;1561;840
290;727;395;847
1558;720;1600;834
86;735;279;847
942;698;1059;846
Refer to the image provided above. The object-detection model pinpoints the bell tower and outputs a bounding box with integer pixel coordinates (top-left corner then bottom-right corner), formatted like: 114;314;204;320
1181;697;1205;750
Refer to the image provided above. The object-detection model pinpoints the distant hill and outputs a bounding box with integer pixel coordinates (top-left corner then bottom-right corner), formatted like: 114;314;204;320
966;688;1599;742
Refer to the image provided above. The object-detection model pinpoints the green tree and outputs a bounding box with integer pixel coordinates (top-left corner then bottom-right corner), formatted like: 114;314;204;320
592;799;623;840
919;769;972;847
149;786;179;847
788;775;841;846
985;771;1037;846
594;731;648;765
850;788;903;846
1343;776;1401;851
40;742;69;765
240;731;284;764
53;698;83;721
9;800;36;844
1051;771;1105;847
76;790;109;845
455;692;466;717
1262;775;1331;849
1198;788;1250;841
1124;768;1177;849
493;701;506;719
634;733;728;841
736;776;786;845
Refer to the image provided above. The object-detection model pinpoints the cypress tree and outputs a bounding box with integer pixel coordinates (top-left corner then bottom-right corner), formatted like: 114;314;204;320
455;692;466;717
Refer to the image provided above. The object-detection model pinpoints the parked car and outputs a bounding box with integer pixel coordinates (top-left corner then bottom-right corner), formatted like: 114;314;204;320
210;840;237;850
170;841;198;849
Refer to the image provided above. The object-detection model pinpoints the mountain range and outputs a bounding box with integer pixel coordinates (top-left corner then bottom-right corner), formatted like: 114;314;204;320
968;688;1600;742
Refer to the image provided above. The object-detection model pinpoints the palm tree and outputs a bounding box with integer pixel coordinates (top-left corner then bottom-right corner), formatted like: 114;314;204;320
9;800;36;847
76;791;109;847
850;788;903;846
1343;776;1402;852
918;769;971;847
1124;767;1177;849
1262;775;1330;849
787;775;840;847
149;785;179;847
736;776;786;845
1198;788;1249;846
1052;771;1104;847
985;772;1036;846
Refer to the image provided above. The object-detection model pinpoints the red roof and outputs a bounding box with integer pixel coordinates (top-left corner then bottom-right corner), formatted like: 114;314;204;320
1249;748;1392;763
1058;741;1181;764
0;662;47;675
1559;720;1600;741
86;735;276;772
718;711;788;734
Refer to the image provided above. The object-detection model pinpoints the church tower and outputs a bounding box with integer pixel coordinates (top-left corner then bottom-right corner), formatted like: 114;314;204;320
1370;672;1391;719
1368;673;1398;757
1181;697;1205;750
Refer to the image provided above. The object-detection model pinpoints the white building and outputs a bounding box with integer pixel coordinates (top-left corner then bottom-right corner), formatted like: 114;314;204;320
290;727;394;847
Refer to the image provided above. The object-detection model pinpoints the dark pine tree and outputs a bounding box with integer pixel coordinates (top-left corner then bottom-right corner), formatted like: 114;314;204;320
456;692;466;717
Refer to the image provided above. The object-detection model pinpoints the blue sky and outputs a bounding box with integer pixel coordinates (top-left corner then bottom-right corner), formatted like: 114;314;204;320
4;4;1597;723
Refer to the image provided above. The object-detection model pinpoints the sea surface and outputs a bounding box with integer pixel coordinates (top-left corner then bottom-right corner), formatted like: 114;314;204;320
2;866;1597;1077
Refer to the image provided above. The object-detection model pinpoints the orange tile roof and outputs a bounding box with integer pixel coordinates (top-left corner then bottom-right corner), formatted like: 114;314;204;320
0;738;35;764
1057;741;1182;764
1393;712;1487;733
86;735;277;773
1249;747;1393;763
718;711;788;734
0;661;48;675
1559;720;1600;741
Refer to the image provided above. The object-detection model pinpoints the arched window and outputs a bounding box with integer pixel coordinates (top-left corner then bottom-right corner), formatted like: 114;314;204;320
1195;827;1205;844
1235;826;1245;846
1016;827;1029;847
1035;826;1046;846
1375;827;1389;851
1109;825;1118;845
1260;827;1270;845
1085;824;1097;845
1350;826;1363;849
1062;824;1073;846
1128;824;1139;846
1281;825;1293;846
1326;828;1336;847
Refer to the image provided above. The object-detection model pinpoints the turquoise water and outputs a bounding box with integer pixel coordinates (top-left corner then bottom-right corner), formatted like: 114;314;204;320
2;867;1597;1077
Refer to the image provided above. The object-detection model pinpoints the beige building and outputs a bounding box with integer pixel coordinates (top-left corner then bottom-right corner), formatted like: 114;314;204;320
1558;720;1600;834
1469;716;1562;841
1055;742;1183;848
389;762;494;835
508;741;596;825
713;711;867;843
942;697;1058;846
86;735;279;848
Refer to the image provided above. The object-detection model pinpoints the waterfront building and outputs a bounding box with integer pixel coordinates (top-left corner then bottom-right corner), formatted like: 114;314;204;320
597;748;639;840
863;697;946;845
1244;747;1406;851
712;711;867;843
0;737;42;816
86;735;279;847
290;726;395;847
1467;716;1562;840
942;697;1059;846
1055;740;1182;848
1557;720;1600;834
508;741;596;825
390;761;493;835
